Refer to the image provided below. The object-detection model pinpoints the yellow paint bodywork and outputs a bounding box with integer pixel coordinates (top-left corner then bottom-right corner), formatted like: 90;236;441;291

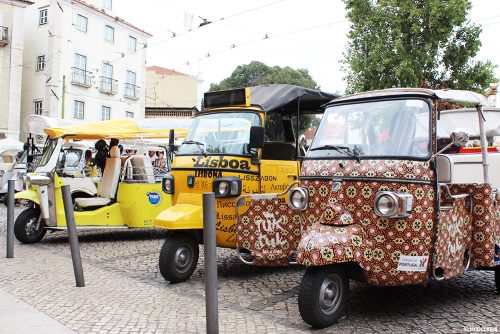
153;108;301;249
52;178;172;228
14;189;40;204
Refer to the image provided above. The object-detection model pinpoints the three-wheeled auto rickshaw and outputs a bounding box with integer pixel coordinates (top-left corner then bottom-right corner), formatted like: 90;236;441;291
236;88;500;328
14;118;191;243
154;84;338;283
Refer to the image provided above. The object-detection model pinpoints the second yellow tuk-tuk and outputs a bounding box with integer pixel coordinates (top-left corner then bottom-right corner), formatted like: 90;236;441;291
154;84;338;283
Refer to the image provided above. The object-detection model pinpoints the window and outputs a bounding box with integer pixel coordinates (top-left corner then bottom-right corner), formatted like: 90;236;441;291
125;111;134;118
125;70;138;98
101;106;111;121
74;100;84;119
103;0;112;10
128;36;137;51
76;14;88;32
39;8;48;25
104;25;114;42
74;53;87;70
100;62;114;92
36;55;45;71
34;100;43;115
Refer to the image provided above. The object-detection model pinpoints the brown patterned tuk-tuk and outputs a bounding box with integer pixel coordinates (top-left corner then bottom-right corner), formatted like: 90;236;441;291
235;88;500;328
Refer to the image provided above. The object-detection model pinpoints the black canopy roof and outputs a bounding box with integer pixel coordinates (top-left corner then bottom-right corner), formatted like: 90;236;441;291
248;84;339;114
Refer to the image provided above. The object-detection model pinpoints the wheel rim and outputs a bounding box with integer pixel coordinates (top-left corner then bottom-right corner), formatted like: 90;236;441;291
318;274;343;316
25;216;42;239
174;245;193;274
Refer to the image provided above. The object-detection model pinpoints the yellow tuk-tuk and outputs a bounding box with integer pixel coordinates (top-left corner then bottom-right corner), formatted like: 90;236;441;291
154;84;338;283
14;118;191;243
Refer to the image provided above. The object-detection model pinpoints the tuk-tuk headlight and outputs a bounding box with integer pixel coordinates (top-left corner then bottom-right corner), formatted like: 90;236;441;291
374;191;413;218
162;174;174;194
213;177;241;198
288;187;308;211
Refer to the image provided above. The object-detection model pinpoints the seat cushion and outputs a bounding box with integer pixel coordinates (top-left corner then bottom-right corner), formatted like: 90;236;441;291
75;197;111;208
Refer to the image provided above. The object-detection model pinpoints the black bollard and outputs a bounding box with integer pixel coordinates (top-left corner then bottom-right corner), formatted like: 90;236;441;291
203;192;219;334
6;179;15;258
61;185;85;287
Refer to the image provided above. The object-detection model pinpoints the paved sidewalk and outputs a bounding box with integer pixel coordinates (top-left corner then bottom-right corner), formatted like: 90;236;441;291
0;288;76;334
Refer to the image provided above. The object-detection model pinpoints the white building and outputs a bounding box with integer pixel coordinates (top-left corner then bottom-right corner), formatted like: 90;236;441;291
20;0;151;139
0;0;32;140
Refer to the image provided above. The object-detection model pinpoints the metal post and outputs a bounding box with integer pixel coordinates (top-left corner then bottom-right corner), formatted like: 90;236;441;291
203;192;219;334
6;179;15;258
61;185;85;287
477;106;490;184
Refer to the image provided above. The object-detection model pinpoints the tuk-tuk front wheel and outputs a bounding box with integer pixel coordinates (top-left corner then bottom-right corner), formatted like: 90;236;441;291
159;232;199;284
298;265;349;329
14;208;46;244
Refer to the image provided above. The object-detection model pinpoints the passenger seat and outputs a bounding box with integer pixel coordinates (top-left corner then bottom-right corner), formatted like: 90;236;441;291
75;146;121;208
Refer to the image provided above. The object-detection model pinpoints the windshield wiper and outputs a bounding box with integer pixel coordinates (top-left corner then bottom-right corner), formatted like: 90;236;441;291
310;145;361;162
182;140;207;157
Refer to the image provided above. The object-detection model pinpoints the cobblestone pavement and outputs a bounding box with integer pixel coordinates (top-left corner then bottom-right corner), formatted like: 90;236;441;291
0;205;498;333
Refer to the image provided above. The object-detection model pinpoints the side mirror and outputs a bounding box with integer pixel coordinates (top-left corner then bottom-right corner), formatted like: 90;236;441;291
168;129;175;149
248;126;265;149
450;128;469;147
434;128;470;158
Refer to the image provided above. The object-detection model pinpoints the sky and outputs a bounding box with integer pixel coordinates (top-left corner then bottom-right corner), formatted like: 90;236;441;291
113;0;500;99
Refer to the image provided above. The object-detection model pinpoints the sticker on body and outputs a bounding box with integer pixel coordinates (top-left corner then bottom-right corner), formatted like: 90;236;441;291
397;255;429;272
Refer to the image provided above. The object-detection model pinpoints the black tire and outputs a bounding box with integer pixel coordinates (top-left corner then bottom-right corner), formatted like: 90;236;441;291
298;265;349;329
14;208;46;244
159;232;199;283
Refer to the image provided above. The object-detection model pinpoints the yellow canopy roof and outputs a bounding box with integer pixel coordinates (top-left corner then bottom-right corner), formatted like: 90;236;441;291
44;118;191;140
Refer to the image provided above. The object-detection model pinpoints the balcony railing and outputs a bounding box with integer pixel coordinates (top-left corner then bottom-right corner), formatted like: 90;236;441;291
124;83;140;100
71;67;93;87
99;76;118;94
0;26;8;46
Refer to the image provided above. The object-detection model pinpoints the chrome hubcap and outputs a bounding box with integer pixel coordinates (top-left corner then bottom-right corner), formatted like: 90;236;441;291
174;246;192;273
319;274;342;315
25;217;40;238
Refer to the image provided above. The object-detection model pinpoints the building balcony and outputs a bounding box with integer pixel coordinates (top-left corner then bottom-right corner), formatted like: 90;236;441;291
0;26;8;47
71;68;93;87
124;83;140;100
99;77;118;95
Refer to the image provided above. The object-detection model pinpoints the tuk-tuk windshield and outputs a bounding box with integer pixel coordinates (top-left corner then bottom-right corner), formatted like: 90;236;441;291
38;139;58;167
308;99;430;159
178;112;260;155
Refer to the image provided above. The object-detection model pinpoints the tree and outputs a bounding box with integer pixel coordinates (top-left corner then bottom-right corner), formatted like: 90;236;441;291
209;61;319;91
209;61;322;134
342;0;497;94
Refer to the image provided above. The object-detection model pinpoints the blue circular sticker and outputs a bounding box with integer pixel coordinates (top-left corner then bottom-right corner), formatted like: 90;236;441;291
147;192;161;205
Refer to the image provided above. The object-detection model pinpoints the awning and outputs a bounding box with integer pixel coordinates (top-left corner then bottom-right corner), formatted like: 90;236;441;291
44;118;192;140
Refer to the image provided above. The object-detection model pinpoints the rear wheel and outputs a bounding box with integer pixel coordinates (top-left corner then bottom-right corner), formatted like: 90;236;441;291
14;208;46;244
298;265;349;329
159;232;199;283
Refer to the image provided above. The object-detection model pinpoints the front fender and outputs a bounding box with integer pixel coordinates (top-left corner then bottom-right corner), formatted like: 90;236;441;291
14;189;40;205
154;204;203;230
296;224;367;266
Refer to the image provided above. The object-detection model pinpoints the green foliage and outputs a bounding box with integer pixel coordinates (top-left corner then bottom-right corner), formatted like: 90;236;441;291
209;61;319;91
342;0;497;93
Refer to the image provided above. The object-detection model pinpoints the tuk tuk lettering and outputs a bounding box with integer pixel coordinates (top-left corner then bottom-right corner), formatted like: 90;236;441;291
447;215;463;255
271;183;287;191
255;212;287;249
216;221;236;233
193;156;250;170
194;170;222;178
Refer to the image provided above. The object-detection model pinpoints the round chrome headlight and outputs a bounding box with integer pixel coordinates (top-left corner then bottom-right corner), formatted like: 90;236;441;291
288;187;308;210
217;181;229;196
374;193;397;217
